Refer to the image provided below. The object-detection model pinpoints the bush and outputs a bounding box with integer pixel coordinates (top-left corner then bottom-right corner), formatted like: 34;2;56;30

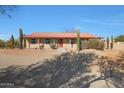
0;39;5;48
5;40;13;48
115;35;124;42
0;38;20;49
39;44;44;50
100;41;105;50
14;39;20;48
50;43;58;49
82;39;105;50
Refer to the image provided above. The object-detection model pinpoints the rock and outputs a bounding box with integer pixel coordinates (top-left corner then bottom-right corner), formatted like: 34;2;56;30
57;48;67;53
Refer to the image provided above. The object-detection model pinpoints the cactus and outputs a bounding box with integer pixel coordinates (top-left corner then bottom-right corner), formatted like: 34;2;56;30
106;37;109;49
11;35;14;48
77;29;80;52
19;28;23;49
110;35;114;49
111;35;114;43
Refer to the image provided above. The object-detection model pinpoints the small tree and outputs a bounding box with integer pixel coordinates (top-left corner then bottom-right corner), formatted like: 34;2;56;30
106;37;109;49
11;35;14;48
77;29;80;52
19;28;23;49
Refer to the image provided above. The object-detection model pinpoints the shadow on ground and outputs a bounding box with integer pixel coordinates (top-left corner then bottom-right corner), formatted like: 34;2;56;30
0;52;97;88
95;52;124;88
0;51;124;88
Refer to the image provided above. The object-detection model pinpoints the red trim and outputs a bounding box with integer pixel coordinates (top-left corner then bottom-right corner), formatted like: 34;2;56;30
24;36;97;39
23;33;102;39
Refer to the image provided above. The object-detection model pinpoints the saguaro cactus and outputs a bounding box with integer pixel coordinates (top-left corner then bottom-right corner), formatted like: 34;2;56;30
77;29;80;52
110;35;114;49
11;35;14;48
111;35;114;43
106;37;109;49
19;28;23;49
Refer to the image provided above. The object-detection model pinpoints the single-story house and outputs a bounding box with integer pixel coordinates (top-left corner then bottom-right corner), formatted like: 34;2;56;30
23;32;101;50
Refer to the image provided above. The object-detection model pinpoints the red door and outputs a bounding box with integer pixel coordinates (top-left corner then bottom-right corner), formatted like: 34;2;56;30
59;39;63;47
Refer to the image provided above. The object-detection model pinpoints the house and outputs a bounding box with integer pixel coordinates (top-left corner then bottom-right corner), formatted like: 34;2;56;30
23;32;101;50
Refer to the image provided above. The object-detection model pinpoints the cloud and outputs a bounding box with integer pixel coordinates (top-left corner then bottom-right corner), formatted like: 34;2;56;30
0;34;10;40
81;18;124;26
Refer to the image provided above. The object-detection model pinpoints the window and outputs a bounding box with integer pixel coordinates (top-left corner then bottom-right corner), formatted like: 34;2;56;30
71;39;74;44
51;39;56;43
71;39;74;48
31;39;37;44
45;39;50;44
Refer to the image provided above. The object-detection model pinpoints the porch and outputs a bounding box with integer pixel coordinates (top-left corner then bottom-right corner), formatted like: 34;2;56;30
25;38;78;49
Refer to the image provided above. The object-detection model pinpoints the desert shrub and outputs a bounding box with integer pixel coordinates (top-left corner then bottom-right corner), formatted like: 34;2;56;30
39;44;44;50
115;35;124;42
5;40;13;48
14;39;20;48
82;39;105;50
0;39;5;48
0;38;20;49
50;43;58;49
98;40;105;50
5;38;20;49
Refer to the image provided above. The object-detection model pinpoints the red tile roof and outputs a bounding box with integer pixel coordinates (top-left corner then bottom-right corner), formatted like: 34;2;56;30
24;32;101;39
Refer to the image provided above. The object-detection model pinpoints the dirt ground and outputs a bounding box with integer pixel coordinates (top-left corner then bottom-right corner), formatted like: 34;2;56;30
0;43;124;69
0;49;59;68
0;44;124;88
84;43;124;88
83;43;124;59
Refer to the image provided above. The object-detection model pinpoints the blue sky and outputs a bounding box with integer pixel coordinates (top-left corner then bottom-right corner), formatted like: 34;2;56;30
0;5;124;40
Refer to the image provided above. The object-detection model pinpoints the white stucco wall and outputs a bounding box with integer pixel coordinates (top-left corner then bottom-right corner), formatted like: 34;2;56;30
25;38;77;50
